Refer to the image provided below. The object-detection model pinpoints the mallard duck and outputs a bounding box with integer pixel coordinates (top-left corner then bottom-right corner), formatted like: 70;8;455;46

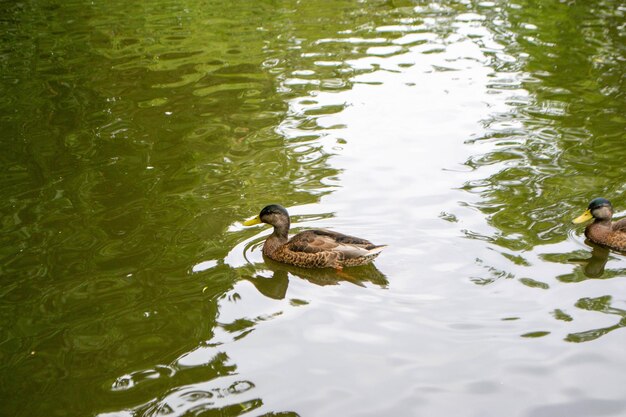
572;198;626;252
243;204;385;269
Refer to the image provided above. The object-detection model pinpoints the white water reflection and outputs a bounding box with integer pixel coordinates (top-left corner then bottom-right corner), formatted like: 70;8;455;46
225;6;626;416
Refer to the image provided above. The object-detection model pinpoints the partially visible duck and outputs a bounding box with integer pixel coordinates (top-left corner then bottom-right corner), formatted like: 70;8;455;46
573;198;626;252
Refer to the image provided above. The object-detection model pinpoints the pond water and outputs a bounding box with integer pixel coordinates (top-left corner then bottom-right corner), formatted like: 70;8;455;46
1;0;625;416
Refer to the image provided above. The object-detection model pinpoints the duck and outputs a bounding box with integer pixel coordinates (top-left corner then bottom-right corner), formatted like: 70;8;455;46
572;197;626;252
243;204;385;269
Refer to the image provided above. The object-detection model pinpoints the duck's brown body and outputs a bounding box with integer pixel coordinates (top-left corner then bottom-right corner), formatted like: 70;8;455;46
573;198;626;252
263;229;384;269
584;218;626;252
245;204;385;269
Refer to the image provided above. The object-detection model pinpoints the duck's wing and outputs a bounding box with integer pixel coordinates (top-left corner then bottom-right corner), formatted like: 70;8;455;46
286;229;383;258
613;217;626;232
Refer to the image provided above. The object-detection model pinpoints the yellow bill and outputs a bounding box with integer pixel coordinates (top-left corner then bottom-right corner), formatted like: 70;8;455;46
572;209;593;224
243;215;262;226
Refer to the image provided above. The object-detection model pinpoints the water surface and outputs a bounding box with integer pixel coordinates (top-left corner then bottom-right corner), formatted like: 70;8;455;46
1;1;625;416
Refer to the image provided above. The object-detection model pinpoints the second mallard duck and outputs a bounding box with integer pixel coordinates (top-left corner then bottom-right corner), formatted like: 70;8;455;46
243;204;385;269
573;197;626;252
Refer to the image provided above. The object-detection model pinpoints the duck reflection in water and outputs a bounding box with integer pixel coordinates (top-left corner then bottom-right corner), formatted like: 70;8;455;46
244;256;388;300
569;242;612;278
559;239;626;282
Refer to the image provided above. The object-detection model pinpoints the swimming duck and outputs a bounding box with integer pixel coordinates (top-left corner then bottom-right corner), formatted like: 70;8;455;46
243;204;385;269
572;198;626;252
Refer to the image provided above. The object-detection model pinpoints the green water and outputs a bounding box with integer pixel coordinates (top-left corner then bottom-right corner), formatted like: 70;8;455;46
1;0;625;416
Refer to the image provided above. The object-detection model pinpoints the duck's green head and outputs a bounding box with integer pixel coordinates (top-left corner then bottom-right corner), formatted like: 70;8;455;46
243;204;289;227
573;198;613;224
